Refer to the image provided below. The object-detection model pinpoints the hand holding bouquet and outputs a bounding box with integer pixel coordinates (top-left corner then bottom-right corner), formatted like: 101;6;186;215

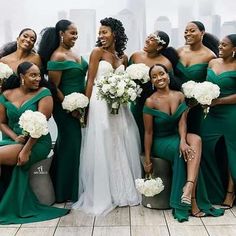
62;92;89;127
19;110;49;138
182;80;220;118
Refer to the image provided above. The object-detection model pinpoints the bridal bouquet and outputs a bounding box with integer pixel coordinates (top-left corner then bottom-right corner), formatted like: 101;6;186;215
96;72;142;114
19;110;49;138
0;62;14;92
126;63;150;84
62;92;89;128
182;80;220;118
135;175;164;197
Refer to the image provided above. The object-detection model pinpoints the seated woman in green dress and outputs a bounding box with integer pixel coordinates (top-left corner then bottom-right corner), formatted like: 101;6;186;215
0;61;69;224
201;34;236;208
38;19;88;203
143;64;224;222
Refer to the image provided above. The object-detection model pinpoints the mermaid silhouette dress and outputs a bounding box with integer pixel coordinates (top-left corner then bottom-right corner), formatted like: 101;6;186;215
73;60;141;215
47;59;88;202
143;102;224;222
174;61;208;134
0;88;69;224
201;69;236;204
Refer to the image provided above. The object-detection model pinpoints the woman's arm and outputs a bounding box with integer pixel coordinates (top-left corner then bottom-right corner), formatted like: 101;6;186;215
17;95;53;166
85;48;103;99
143;99;154;173
211;94;236;106
48;70;64;102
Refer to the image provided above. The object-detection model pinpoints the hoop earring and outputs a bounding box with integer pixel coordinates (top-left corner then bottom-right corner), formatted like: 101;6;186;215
232;51;235;58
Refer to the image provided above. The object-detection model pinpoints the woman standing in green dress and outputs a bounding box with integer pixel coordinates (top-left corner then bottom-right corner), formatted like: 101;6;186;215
0;62;69;224
201;34;236;208
175;21;219;134
38;19;88;203
129;31;179;149
143;64;224;222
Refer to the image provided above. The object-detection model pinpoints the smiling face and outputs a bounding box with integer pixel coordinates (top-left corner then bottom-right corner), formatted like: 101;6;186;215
218;37;236;59
21;64;41;90
143;34;159;52
61;24;78;48
98;25;115;49
184;23;203;45
150;65;169;89
17;30;36;51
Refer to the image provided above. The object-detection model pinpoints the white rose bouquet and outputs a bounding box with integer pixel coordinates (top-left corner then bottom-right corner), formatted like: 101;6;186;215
19;110;49;138
182;80;220;118
62;92;89;128
135;175;164;197
96;72;142;114
0;62;14;92
126;63;150;84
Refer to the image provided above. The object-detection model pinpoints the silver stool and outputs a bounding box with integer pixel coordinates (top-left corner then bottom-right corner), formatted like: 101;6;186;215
29;150;55;205
141;155;172;209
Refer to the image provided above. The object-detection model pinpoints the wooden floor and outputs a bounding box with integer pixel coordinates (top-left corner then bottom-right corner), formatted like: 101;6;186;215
1;204;236;236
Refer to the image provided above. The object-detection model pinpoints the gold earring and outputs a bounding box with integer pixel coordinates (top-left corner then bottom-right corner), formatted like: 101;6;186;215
232;51;235;58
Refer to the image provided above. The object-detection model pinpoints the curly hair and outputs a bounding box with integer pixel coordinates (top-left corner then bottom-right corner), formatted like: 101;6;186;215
38;19;72;74
0;28;37;58
96;17;128;58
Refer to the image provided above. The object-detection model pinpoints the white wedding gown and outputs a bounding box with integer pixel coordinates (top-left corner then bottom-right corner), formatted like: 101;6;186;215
73;60;141;215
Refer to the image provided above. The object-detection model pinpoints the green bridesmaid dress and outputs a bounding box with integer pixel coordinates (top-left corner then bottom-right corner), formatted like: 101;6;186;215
174;61;208;134
0;88;69;224
201;69;236;204
47;59;88;203
143;102;224;222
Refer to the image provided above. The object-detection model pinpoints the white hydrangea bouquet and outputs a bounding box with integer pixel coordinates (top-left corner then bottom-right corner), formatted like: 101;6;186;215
19;110;49;138
182;80;220;118
62;92;89;128
135;175;164;197
0;62;14;92
96;72;142;114
126;63;150;84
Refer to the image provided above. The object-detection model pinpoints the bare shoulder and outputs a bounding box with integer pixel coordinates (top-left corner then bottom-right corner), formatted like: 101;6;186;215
203;46;217;60
172;90;185;101
145;95;155;108
121;53;128;66
177;46;186;54
50;50;67;61
0;53;14;63
208;58;220;68
29;53;42;67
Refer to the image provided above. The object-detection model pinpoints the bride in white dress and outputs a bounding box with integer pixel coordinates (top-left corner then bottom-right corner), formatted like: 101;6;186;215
73;17;141;215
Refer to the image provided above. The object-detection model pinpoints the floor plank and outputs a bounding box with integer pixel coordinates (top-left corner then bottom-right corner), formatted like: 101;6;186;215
54;226;93;236
15;227;55;236
93;226;130;236
131;226;170;236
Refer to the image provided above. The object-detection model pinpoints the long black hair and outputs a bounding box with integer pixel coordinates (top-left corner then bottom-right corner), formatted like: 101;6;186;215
96;17;128;58
38;19;72;73
191;21;219;56
0;28;37;58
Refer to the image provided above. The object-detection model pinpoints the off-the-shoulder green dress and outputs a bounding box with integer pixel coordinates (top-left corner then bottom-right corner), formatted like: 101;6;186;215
201;69;236;204
47;59;88;203
143;102;224;222
0;88;69;224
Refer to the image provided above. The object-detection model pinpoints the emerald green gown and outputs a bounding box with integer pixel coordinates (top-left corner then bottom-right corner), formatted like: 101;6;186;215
0;88;69;224
174;61;208;134
47;59;88;203
143;102;224;222
201;69;236;204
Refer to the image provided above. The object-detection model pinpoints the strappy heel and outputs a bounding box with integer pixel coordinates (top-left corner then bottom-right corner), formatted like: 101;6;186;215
221;191;235;209
191;197;206;217
181;180;194;205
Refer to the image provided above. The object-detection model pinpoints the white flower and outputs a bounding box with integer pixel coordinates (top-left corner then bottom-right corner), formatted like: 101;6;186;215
193;82;220;105
182;80;197;98
0;62;13;79
19;110;49;138
62;92;89;112
126;63;150;83
135;177;164;197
